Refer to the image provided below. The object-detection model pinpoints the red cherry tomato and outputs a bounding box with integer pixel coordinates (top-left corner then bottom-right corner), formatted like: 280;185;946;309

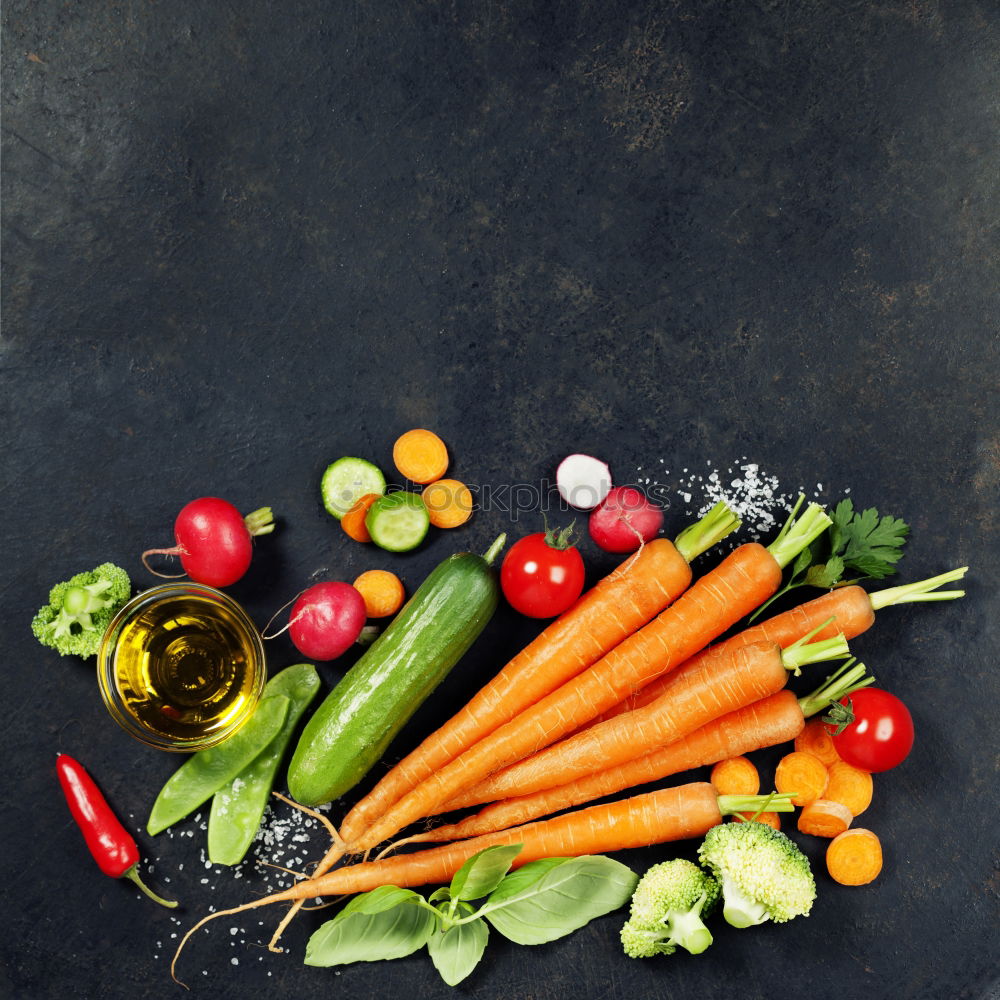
826;687;914;773
501;527;585;619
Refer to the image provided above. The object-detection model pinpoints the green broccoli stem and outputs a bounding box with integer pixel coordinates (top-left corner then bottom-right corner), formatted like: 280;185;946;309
766;498;832;570
720;875;770;928
717;793;796;816
62;581;114;616
673;501;742;564
669;892;714;955
796;658;874;719
243;506;276;537
868;566;968;610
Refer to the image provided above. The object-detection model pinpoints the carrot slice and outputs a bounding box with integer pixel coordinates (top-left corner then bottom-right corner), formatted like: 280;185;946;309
827;828;882;885
825;761;873;817
342;493;381;543
798;798;852;838
422;479;473;528
353;570;405;619
710;756;760;796
794;717;841;766
775;751;829;806
393;429;449;484
731;811;781;831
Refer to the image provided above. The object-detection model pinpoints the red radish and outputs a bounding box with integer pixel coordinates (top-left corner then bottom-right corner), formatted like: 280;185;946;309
588;486;664;553
287;583;367;660
556;454;612;510
141;498;275;587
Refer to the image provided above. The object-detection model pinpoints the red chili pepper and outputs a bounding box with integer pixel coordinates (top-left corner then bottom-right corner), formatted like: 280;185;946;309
56;753;177;909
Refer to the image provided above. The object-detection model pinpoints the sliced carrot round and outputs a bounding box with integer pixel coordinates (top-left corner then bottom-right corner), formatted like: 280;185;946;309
794;717;841;767
710;756;760;796
827;828;882;885
393;429;449;485
775;751;829;807
353;570;406;618
731;811;781;831
798;798;853;838
422;479;473;529
342;493;381;543
825;761;874;817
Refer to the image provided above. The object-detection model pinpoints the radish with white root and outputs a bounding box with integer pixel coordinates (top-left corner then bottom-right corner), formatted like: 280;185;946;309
556;454;612;510
265;583;368;660
589;486;664;553
141;497;275;587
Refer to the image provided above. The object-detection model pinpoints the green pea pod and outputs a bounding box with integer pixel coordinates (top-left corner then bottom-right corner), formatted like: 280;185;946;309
207;664;321;865
147;695;289;836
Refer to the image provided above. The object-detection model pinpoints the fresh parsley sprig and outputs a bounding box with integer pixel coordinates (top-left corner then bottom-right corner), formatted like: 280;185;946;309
750;498;909;623
304;846;637;986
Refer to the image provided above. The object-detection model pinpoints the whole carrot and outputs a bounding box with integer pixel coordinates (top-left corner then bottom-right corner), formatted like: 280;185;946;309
442;632;848;811
172;782;793;984
403;660;872;845
347;501;830;854
338;503;741;844
600;566;966;721
275;506;740;953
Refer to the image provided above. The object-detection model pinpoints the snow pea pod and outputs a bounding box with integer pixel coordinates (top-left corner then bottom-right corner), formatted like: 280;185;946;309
208;664;321;865
147;695;289;836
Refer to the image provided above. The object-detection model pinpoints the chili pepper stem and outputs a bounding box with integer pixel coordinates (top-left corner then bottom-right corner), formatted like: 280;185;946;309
122;863;178;908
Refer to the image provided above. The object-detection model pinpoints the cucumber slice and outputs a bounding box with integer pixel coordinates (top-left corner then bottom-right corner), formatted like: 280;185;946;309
321;457;386;520
366;492;431;552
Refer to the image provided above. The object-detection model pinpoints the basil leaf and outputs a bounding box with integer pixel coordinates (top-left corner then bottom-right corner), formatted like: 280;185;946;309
484;855;637;945
486;857;571;904
305;899;436;966
449;844;523;901
427;917;489;986
340;885;426;917
428;887;451;905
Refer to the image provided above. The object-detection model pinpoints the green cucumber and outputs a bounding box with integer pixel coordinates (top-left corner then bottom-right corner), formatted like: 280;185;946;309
366;491;431;552
321;457;386;519
288;535;506;806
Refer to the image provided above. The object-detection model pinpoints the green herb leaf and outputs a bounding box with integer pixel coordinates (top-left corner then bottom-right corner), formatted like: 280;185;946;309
304;895;437;967
484;857;570;904
428;887;452;905
483;855;637;945
839;507;909;579
805;555;844;589
427;914;489;986
340;885;427;917
449;844;523;902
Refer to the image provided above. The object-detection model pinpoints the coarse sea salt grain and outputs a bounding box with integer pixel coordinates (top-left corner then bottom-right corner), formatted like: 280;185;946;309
635;458;833;540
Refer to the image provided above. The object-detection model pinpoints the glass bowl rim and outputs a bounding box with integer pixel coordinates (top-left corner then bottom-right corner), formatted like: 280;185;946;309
96;582;267;752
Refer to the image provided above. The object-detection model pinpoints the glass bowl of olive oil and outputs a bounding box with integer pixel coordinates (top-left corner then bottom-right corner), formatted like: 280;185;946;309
97;583;267;751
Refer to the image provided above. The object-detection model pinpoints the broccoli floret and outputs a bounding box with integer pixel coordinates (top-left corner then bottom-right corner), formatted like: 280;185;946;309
620;859;719;958
31;563;131;658
698;820;816;928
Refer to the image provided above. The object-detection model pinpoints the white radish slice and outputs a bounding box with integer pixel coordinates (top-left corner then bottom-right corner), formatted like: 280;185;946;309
556;454;612;510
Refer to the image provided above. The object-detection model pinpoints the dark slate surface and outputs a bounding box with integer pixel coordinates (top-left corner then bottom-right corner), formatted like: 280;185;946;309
3;1;999;998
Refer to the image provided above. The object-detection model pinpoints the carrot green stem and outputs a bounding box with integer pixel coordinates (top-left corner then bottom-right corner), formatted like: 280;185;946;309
673;501;742;564
482;534;507;566
766;499;832;570
780;634;851;675
868;566;968;611
797;658;874;719
244;506;276;537
123;864;178;909
717;792;796;816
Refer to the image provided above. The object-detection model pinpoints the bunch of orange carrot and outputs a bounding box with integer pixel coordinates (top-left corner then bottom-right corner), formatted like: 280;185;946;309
172;496;966;977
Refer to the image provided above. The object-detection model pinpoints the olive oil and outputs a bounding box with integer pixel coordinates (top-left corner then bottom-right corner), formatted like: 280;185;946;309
99;585;266;750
